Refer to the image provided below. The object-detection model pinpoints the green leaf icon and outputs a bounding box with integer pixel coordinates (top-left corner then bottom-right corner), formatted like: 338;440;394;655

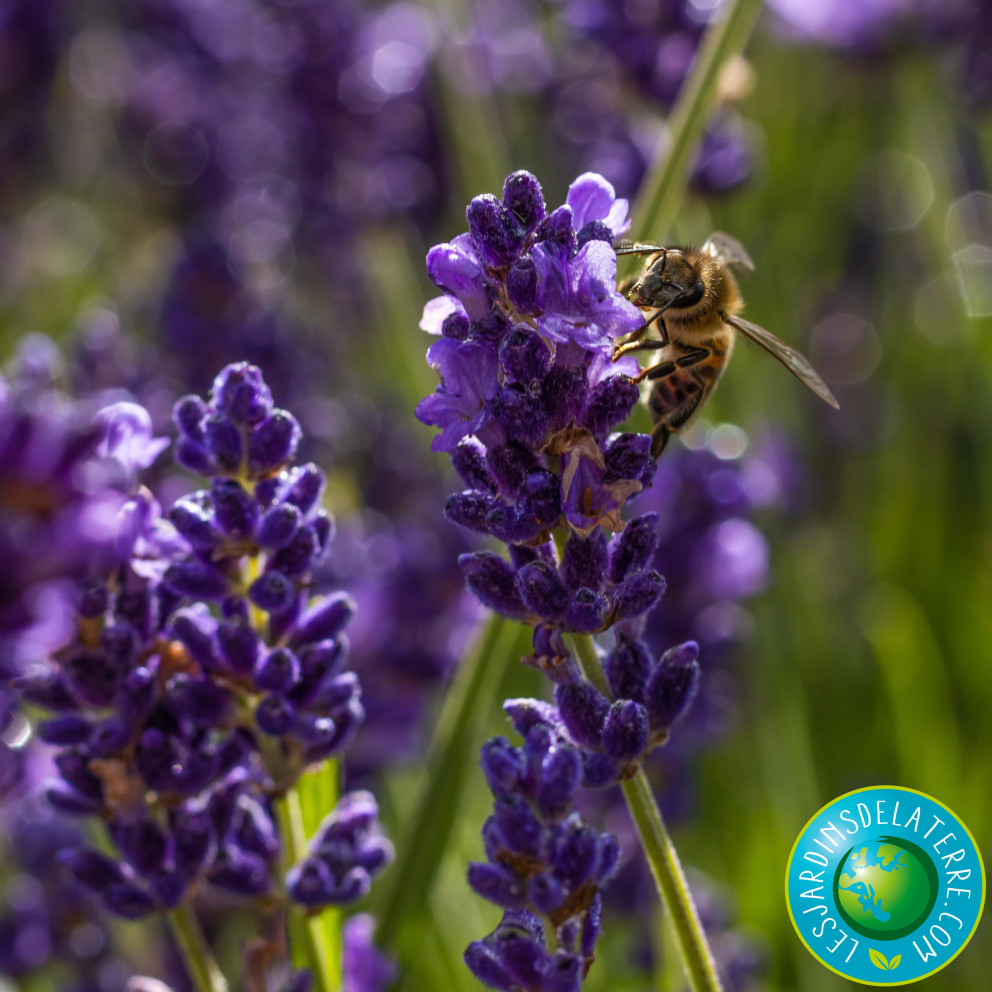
869;948;890;970
889;955;901;970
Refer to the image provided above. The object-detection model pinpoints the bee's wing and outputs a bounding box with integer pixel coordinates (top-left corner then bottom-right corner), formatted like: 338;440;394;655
723;314;840;409
703;232;755;272
615;241;667;256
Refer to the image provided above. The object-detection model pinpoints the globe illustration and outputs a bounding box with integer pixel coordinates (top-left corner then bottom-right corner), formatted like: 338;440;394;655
833;837;939;940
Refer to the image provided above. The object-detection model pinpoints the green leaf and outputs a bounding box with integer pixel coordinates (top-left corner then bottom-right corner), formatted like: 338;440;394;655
889;954;902;970
869;948;890;970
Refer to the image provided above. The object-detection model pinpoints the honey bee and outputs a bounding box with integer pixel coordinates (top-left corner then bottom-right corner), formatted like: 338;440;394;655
615;232;839;457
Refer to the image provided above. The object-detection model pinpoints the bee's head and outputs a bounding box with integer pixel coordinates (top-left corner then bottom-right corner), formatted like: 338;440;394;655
632;248;707;313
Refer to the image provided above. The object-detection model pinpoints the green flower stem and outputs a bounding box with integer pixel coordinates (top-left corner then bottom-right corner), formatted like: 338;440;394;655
564;630;724;992
375;613;521;951
274;789;336;992
166;900;229;992
631;0;765;240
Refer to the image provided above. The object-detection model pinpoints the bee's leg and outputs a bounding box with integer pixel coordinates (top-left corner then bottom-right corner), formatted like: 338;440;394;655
613;311;669;361
650;389;704;458
636;345;710;382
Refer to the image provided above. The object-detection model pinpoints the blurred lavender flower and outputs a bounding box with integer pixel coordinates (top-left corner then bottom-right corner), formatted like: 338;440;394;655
343;914;395;992
0;335;163;680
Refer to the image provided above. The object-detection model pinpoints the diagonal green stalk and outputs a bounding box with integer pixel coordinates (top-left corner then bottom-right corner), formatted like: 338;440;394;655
375;613;521;951
565;631;724;992
632;0;765;241
275;789;335;992
166;899;229;992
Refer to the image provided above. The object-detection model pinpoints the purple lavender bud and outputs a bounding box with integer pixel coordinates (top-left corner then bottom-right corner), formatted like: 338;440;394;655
103;884;157;919
542;366;586;432
170;606;220;668
497;385;549;448
614;570;666;621
480;737;526;797
608;513;660;583
37;715;91;745
257;503;302;548
595;834;620;883
54;754;103;801
212;363;273;425
544;954;583;992
506;256;539;314
236;797;279;860
604;433;654;485
205;414;244;472
175;439;217;475
168;677;231;726
580;753;619;789
646;641;701;730
552;824;599;889
581;376;639;437
288;858;336;907
306;671;360;712
255;647;301;694
281;464;325;515
256;695;297;736
209;850;271;897
494;796;543;858
467;194;524;268
174;811;213;878
114;819;167;876
516;469;562;529
561;532;608;593
535;206;577;252
170;498;219;551
270;527;320;578
173;395;208;440
604;639;651;702
446;490;496;533
15;672;77;711
92;718;132;754
442;311;470;339
467;862;526;909
313;512;333;553
499;327;551;384
536;746;582;820
486;442;538;493
500;930;551;987
515;562;568;620
164;562;230;600
581;892;603;958
465;940;514;991
451;438;494;491
577;220;614;247
602;700;649;763
529;873;565;914
503;698;562;738
459;552;529;619
212;480;259;538
555;682;609;750
502;170;546;228
61;848;126;891
249;570;295;614
290;592;356;648
248;411;302;475
44;784;92;824
323;867;373;904
217;618;260;674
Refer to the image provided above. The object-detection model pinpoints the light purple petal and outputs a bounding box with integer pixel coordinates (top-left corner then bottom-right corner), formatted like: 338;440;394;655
425;236;489;320
419;295;463;335
96;401;169;476
566;173;618;230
